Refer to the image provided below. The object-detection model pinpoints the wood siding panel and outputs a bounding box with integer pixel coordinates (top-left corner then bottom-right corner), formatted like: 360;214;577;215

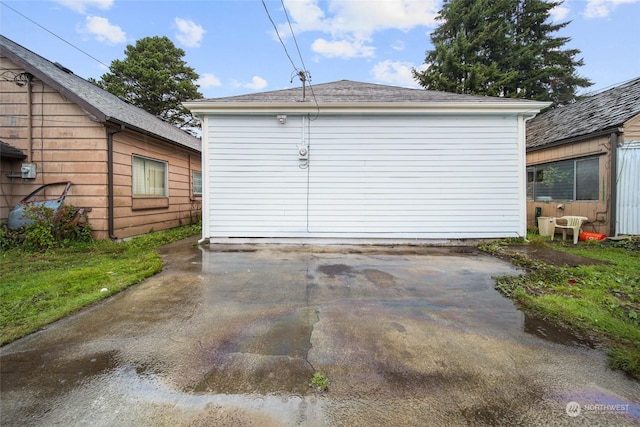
526;135;611;234
1;54;201;239
0;55;110;236
206;114;522;238
111;131;201;239
623;113;640;141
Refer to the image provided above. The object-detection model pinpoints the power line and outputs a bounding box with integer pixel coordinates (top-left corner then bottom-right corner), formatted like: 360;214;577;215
0;0;111;70
261;0;300;73
279;0;319;116
281;0;307;75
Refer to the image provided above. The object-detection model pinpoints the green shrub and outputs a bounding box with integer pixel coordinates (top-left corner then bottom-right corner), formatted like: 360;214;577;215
0;204;92;251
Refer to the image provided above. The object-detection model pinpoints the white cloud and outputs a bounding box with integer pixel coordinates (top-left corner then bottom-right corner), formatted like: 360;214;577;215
283;0;439;36
174;18;205;48
371;60;423;88
583;0;639;18
311;38;375;58
198;73;222;88
550;3;570;21
79;15;126;44
55;0;113;13
281;0;438;59
233;76;268;91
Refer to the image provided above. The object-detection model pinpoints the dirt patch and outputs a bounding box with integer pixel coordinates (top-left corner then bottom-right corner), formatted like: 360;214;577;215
498;245;608;267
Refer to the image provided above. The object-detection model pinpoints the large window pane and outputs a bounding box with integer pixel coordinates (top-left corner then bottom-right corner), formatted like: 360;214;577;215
576;157;599;200
534;160;573;200
133;156;167;197
526;156;599;201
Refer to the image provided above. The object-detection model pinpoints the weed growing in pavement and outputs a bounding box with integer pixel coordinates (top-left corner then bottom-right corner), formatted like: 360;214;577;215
311;371;330;392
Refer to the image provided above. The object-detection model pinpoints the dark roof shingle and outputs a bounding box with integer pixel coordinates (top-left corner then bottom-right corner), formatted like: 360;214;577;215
190;79;546;105
0;35;200;152
526;78;640;149
0;140;27;160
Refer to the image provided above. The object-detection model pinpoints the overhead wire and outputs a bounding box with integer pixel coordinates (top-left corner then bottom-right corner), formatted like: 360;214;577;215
261;0;300;74
280;0;307;75
0;1;200;129
279;0;319;119
0;0;111;70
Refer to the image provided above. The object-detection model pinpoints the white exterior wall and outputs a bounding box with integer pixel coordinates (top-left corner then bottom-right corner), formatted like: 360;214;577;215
204;113;523;239
616;141;640;235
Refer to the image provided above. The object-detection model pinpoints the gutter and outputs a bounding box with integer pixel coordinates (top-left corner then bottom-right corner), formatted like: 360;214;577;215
105;117;200;154
609;130;622;237
183;101;551;116
527;127;620;153
107;124;125;239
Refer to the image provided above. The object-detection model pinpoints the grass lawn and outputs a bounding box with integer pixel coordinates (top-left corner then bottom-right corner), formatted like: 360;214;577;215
0;224;200;345
480;235;640;379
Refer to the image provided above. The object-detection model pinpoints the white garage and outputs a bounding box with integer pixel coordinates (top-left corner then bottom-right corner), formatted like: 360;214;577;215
186;80;548;242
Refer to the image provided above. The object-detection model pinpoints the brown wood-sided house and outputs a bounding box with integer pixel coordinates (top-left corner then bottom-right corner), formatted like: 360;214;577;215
0;35;202;240
526;77;640;237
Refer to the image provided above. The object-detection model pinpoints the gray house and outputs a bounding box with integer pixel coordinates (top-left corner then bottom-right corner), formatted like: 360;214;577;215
186;80;548;242
526;77;640;236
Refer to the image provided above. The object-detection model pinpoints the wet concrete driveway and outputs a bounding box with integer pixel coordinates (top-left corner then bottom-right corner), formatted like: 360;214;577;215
1;239;639;426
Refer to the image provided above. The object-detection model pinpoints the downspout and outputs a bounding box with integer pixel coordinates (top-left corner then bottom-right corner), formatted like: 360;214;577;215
107;125;125;239
520;113;538;242
26;73;33;162
609;131;620;237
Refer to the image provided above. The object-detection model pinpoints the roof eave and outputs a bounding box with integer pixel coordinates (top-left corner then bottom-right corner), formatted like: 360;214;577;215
526;126;622;152
105;118;201;153
184;101;551;115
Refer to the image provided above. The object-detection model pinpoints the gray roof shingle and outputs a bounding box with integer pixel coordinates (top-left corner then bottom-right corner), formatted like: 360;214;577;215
0;140;27;160
0;35;200;152
526;77;640;149
189;79;547;105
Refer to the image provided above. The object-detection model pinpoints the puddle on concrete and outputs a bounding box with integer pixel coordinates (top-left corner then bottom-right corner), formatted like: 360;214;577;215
190;356;314;395
318;264;397;287
228;308;318;358
363;269;396;287
191;307;318;395
317;264;354;278
0;349;118;398
524;314;595;348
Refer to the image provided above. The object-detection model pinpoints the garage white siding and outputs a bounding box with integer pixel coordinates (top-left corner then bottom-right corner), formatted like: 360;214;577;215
205;113;521;239
206;116;308;236
308;115;520;237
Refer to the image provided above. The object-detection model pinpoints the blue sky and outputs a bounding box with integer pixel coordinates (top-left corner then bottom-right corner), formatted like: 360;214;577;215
1;0;639;99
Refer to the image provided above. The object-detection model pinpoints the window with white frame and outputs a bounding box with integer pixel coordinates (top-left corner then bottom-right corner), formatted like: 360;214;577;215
192;170;202;196
132;155;168;197
527;157;599;201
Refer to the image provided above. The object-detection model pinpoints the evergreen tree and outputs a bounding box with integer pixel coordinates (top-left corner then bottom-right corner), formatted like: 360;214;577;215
92;36;203;132
414;0;592;106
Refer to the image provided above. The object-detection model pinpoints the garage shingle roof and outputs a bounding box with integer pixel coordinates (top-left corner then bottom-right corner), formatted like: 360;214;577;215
526;77;640;149
0;35;200;152
191;79;537;104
